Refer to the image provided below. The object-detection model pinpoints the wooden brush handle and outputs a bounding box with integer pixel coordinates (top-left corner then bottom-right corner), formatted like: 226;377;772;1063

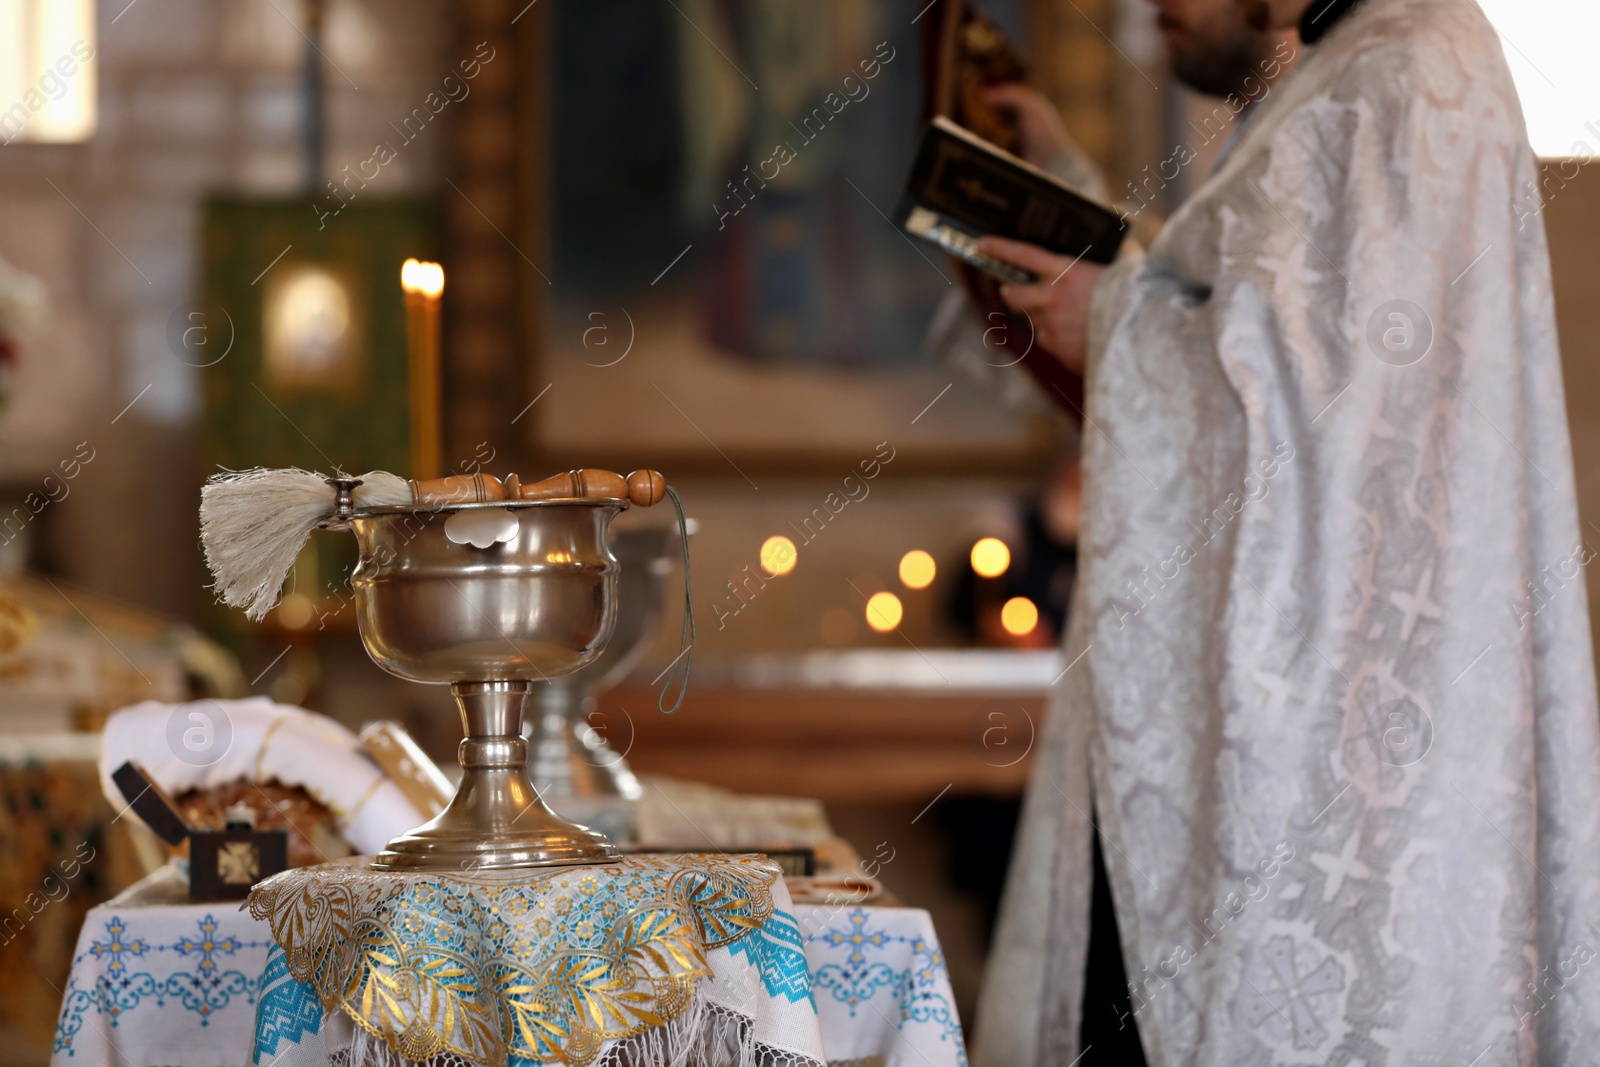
409;474;506;505
516;469;665;507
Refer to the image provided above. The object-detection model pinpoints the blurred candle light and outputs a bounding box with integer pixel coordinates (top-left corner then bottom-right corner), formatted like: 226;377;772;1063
1001;596;1039;636
400;258;444;297
865;591;903;632
402;258;444;480
275;592;316;630
760;535;797;576
970;537;1010;578
898;549;936;589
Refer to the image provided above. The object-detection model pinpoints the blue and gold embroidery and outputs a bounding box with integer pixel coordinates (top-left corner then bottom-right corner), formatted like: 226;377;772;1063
248;854;785;1067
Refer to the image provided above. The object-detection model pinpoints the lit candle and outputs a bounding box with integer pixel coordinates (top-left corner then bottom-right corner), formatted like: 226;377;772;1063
401;258;445;480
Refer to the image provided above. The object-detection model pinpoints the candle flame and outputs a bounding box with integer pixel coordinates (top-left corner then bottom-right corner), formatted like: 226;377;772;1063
401;258;445;298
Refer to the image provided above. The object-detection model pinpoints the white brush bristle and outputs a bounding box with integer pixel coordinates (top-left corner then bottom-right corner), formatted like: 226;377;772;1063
352;471;411;508
200;467;416;621
200;468;334;621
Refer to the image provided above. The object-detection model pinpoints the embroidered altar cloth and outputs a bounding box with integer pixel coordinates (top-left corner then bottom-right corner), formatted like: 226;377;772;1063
49;864;967;1067
247;854;825;1067
52;867;276;1067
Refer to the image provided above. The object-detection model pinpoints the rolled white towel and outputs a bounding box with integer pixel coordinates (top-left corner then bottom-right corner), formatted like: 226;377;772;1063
98;696;427;855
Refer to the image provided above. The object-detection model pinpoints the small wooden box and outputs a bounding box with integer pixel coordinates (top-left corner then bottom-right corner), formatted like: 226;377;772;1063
112;761;290;901
189;828;289;901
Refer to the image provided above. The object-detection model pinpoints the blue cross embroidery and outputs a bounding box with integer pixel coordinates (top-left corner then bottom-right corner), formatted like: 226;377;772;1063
87;918;150;977
174;915;242;976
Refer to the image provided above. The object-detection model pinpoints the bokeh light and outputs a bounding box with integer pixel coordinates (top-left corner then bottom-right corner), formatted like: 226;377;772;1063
1000;596;1039;636
760;535;797;576
970;537;1010;578
898;549;936;589
865;591;903;632
275;592;315;630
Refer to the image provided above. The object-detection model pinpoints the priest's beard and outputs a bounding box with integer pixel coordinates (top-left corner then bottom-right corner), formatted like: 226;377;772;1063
1160;2;1279;98
1237;0;1274;31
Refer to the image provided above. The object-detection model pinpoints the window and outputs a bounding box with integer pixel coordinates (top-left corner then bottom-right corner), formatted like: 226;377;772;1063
1477;0;1599;159
0;0;97;145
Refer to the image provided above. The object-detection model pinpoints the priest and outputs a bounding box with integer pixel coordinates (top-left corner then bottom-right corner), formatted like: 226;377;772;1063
970;0;1600;1062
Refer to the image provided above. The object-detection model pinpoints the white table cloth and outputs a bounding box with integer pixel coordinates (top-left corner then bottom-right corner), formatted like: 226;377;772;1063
52;866;966;1067
52;869;275;1067
800;904;967;1067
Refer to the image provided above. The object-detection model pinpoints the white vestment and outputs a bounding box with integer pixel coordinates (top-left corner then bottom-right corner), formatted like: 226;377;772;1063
973;0;1600;1062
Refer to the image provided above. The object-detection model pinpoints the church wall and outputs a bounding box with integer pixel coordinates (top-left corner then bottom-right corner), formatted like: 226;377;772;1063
0;0;450;619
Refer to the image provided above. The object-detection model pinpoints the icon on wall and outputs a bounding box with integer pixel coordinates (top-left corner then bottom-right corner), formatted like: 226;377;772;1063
262;263;364;393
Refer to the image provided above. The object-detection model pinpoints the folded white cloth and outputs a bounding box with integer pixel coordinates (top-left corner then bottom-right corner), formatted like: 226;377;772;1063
98;697;427;854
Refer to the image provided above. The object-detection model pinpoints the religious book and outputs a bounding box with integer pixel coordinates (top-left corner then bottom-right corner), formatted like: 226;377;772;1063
908;0;1122;419
923;0;1029;154
628;846;816;878
915;0;1027;296
895;116;1127;284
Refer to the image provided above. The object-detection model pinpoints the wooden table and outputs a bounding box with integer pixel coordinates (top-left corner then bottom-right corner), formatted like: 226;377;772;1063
611;649;1057;802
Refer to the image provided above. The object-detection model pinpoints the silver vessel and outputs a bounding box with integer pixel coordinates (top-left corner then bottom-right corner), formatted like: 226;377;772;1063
526;523;692;840
331;488;626;871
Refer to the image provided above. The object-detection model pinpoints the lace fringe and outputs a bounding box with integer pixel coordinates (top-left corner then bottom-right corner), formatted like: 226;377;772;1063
332;1000;826;1067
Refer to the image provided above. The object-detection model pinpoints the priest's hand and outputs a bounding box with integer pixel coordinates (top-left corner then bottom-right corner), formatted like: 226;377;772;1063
977;236;1105;375
982;84;1073;168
